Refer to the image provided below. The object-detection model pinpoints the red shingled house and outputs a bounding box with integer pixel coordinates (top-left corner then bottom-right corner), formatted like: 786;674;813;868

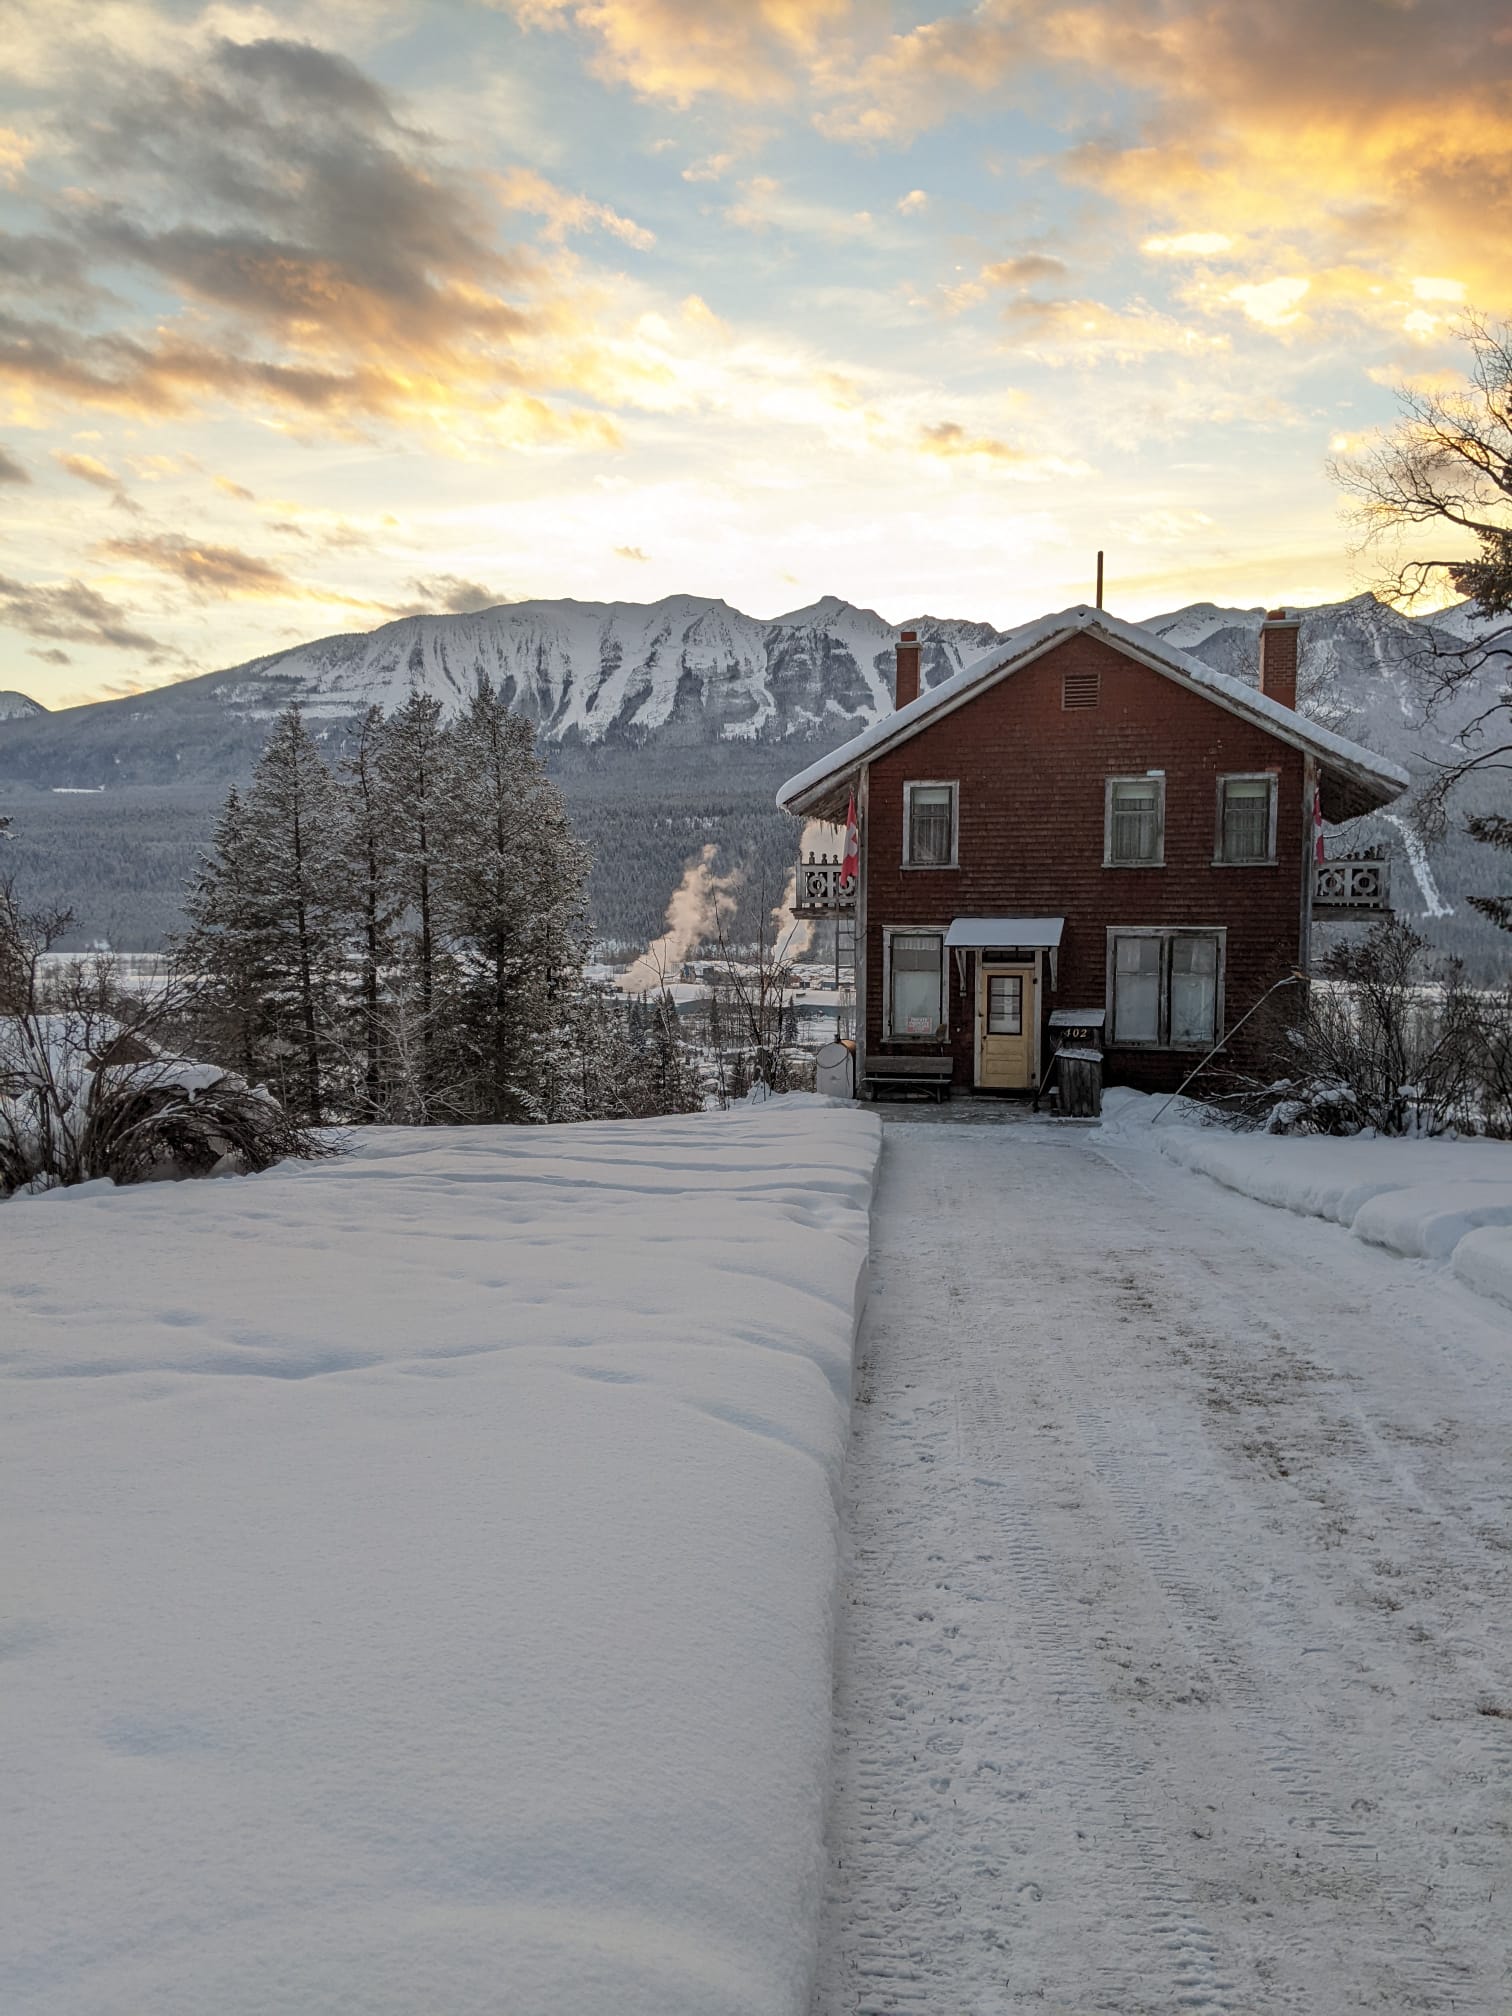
778;605;1409;1099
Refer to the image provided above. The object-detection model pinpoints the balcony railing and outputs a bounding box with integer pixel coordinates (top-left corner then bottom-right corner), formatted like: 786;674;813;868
791;854;857;918
1314;851;1391;913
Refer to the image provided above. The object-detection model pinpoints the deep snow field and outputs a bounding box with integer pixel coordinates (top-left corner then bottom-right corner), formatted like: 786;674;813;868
1;1103;880;2016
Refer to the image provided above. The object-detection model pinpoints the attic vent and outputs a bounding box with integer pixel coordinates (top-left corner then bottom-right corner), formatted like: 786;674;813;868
1062;669;1100;710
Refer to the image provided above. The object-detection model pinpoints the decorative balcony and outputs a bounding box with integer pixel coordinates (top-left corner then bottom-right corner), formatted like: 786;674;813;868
1314;849;1391;915
791;854;857;918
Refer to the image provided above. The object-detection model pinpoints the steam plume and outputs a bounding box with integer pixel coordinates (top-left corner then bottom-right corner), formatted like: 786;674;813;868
619;844;744;993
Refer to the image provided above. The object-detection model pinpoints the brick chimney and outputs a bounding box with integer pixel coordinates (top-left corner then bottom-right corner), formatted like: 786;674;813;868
1259;608;1300;709
895;629;921;710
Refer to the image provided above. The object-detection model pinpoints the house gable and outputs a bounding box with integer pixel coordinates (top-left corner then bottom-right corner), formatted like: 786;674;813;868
777;605;1408;822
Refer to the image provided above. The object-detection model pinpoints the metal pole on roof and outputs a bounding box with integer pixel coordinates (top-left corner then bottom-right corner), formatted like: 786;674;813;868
1096;551;1104;609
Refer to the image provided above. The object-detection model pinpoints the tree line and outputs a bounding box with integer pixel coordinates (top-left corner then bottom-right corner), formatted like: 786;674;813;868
177;683;704;1126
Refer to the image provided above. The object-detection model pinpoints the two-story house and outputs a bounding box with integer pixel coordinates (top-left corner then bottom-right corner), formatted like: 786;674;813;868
778;604;1409;1098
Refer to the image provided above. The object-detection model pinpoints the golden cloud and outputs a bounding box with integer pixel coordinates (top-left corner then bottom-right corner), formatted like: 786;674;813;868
818;1;1512;323
0;38;642;450
495;165;656;249
0;127;34;187
55;450;124;491
506;0;864;106
96;531;401;613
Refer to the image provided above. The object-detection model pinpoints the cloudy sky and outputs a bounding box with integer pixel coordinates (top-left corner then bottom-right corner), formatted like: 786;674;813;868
1;0;1508;706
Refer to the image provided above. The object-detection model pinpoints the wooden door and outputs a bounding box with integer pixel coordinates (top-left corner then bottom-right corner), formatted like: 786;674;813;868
976;965;1035;1089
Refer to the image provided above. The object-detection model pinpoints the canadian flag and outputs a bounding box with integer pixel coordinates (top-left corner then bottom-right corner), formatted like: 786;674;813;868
839;789;860;890
1313;782;1326;867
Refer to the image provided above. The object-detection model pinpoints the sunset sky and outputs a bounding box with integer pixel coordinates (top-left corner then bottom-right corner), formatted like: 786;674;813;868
2;0;1508;707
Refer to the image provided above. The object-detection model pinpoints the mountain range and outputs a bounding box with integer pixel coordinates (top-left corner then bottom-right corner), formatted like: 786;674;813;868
0;591;1506;968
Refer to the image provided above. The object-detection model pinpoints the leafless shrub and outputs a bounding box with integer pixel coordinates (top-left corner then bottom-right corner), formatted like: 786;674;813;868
1221;920;1509;1137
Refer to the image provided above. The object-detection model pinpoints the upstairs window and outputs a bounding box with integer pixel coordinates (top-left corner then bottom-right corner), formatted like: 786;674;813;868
887;930;946;1037
1109;929;1224;1048
1216;774;1278;864
1105;776;1165;867
904;782;957;867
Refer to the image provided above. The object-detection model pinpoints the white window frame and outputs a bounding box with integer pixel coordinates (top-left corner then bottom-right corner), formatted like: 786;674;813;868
1103;773;1166;869
1213;771;1279;866
882;926;949;1041
1105;926;1226;1050
902;780;959;869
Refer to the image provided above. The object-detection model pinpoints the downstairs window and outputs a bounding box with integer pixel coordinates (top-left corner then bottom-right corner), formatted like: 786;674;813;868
1109;929;1224;1048
887;931;946;1038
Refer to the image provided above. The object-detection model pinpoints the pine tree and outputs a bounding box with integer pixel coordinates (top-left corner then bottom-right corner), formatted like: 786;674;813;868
178;785;267;1084
376;691;447;1104
243;705;350;1124
433;679;589;1122
341;706;399;1114
1466;815;1512;933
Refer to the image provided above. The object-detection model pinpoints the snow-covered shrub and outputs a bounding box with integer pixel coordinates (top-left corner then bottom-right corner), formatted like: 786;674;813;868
0;1018;329;1196
0;884;330;1195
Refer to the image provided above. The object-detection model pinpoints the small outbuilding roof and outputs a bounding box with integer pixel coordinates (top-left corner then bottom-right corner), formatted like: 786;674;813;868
776;604;1411;820
944;917;1065;950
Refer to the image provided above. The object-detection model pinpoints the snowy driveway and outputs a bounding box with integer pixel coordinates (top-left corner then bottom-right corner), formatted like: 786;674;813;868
814;1113;1512;2015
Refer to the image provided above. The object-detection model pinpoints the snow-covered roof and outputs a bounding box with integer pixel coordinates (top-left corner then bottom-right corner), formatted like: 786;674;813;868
776;604;1412;815
944;917;1065;949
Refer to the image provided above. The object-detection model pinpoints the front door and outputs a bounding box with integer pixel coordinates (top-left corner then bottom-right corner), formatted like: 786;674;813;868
976;964;1036;1089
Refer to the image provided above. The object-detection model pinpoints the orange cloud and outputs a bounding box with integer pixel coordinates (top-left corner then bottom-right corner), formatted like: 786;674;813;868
0;39;645;451
506;0;865;105
495;165;656;249
96;531;394;610
818;1;1512;322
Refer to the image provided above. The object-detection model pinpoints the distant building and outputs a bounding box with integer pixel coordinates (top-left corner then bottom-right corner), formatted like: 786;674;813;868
778;605;1407;1098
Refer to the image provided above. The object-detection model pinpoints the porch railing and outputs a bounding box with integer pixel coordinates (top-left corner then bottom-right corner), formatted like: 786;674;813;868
1314;851;1391;912
791;855;857;918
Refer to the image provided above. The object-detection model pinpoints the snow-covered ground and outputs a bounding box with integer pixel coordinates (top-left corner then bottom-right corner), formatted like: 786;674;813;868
1;1103;880;2016
1105;1090;1512;1312
814;1109;1512;2014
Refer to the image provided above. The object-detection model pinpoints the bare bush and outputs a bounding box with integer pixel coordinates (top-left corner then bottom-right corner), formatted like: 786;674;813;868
1224;921;1509;1136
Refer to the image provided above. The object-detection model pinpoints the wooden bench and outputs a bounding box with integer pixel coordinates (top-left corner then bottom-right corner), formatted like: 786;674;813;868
863;1053;955;1102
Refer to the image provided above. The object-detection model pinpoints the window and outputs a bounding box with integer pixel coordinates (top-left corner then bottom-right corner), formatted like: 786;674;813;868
1105;776;1165;867
1111;936;1162;1043
1216;774;1277;864
1108;929;1224;1048
887;931;946;1037
904;782;957;866
986;974;1023;1034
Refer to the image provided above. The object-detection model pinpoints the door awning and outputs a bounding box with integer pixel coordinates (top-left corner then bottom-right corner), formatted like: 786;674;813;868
945;917;1065;950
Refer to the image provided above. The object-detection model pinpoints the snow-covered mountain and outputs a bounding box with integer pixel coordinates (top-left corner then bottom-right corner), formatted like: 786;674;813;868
0;690;46;721
0;590;1506;965
0;588;1487;768
204;593;1003;745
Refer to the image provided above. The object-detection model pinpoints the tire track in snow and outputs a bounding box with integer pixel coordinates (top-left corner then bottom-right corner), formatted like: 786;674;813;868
815;1116;1509;2014
974;1473;1238;2016
1075;1409;1476;2009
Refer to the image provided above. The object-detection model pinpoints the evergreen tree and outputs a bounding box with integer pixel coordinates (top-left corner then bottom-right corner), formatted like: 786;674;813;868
178;785;267;1084
242;705;349;1124
433;679;589;1122
376;691;447;1101
341;706;399;1113
1466;815;1512;933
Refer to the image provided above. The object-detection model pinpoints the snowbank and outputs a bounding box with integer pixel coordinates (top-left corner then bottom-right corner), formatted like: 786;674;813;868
1;1102;881;2016
1101;1088;1512;1313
